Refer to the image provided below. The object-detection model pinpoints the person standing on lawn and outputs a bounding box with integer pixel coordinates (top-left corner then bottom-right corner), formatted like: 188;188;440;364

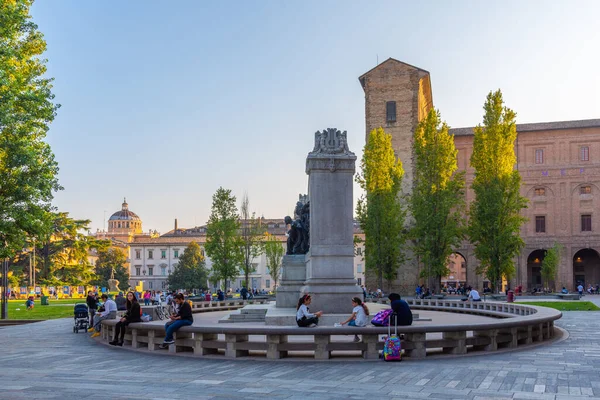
159;293;193;349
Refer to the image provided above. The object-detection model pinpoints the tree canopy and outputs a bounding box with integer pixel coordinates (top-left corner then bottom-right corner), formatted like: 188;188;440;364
239;192;264;288
264;232;284;291
356;127;407;290
468;90;528;292
167;241;208;291
92;248;129;290
541;243;560;291
205;187;244;288
0;0;62;260
411;109;465;289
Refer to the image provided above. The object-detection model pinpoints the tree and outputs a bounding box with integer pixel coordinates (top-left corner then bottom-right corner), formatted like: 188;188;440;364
541;243;560;292
356;127;407;291
0;0;62;261
468;90;528;292
205;187;244;289
92;248;129;290
39;212;109;286
411;109;466;291
167;241;208;291
239;192;264;288
264;232;284;291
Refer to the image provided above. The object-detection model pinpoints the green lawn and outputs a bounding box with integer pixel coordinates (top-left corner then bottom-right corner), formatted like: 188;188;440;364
7;298;86;320
519;301;600;311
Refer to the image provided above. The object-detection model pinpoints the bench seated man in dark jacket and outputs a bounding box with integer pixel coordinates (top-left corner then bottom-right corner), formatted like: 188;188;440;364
159;293;193;349
388;293;413;326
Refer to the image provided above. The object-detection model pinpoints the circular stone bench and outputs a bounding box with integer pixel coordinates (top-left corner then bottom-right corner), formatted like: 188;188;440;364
100;299;561;360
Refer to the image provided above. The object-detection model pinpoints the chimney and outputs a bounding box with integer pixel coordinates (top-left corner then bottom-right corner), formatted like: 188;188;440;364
174;218;178;231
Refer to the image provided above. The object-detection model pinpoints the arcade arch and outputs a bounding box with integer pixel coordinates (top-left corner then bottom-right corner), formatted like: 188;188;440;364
526;249;545;290
573;248;600;290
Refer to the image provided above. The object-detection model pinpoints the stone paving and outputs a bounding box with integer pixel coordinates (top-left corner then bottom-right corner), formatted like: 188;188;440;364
1;311;599;399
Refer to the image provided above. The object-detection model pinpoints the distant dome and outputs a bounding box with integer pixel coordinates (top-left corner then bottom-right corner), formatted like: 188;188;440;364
109;198;141;221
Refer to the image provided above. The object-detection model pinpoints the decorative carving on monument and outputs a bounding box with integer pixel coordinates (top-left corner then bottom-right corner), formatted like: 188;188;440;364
284;198;310;255
312;128;352;155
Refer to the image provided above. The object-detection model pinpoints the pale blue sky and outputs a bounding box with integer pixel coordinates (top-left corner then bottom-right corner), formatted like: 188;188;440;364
31;0;600;233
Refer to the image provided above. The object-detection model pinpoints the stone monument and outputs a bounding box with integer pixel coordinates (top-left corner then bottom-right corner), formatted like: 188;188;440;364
108;267;120;292
300;128;362;314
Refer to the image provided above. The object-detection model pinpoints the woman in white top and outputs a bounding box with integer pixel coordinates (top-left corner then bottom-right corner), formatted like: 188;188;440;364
340;297;370;342
296;294;323;327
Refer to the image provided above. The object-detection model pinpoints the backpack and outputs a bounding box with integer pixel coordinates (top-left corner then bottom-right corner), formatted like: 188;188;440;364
382;313;402;362
371;309;393;326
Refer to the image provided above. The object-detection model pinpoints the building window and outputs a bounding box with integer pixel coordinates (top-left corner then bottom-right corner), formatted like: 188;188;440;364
534;187;546;196
161;266;166;276
148;267;153;276
357;278;362;286
266;279;270;288
135;250;141;259
149;281;153;289
535;216;546;233
162;281;166;289
581;146;590;161
251;263;259;270
126;222;130;228
135;267;141;276
356;247;362;256
161;250;166;259
148;250;153;259
386;101;396;123
582;215;592;232
357;264;363;273
174;250;179;258
580;185;592;195
535;149;544;164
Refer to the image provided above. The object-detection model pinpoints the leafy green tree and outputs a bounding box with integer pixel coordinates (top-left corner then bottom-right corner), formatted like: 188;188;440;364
411;109;466;290
167;241;208;291
264;232;284;291
0;0;62;261
468;90;528;292
239;193;264;288
541;243;560;292
205;187;244;289
39;212;109;286
92;248;129;290
356;127;407;290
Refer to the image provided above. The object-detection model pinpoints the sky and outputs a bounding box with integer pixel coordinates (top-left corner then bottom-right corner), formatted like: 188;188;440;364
30;0;600;234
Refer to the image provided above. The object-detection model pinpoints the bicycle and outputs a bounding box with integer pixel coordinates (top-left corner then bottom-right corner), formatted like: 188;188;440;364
155;302;169;320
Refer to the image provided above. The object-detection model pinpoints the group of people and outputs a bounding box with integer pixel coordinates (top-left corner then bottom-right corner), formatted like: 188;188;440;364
295;292;414;342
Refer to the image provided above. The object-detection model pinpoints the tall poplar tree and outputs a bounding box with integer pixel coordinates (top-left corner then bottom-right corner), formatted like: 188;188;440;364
411;109;466;290
541;243;560;292
264;232;284;291
468;90;528;292
239;193;264;288
356;127;406;291
0;0;62;261
205;187;244;290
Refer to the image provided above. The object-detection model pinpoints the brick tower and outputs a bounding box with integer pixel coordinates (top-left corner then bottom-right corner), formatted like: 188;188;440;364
358;58;433;293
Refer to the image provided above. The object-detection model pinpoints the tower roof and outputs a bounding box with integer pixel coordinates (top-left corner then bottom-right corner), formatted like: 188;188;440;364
358;58;430;90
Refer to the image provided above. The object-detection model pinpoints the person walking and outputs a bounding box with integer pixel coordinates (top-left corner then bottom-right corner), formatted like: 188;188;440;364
110;292;141;346
159;293;193;349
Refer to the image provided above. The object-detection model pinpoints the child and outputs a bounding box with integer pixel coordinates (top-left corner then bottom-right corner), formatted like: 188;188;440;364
26;296;35;310
340;297;370;342
296;294;323;327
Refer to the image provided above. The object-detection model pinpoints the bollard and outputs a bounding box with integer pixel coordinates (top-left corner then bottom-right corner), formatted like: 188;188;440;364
507;290;514;303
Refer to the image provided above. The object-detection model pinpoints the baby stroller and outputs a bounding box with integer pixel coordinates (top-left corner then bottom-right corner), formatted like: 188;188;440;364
73;303;89;333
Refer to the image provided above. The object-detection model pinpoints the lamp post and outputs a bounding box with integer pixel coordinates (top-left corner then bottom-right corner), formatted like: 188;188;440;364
1;257;8;320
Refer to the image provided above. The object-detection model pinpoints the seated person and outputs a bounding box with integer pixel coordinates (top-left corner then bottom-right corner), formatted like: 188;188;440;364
115;292;127;311
26;296;35;310
388;293;413;326
90;294;118;337
468;287;482;302
296;294;322;327
561;287;569;294
159;293;193;348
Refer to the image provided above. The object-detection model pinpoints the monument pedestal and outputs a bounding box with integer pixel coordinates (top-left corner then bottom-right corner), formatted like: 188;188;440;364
300;128;362;314
276;255;306;308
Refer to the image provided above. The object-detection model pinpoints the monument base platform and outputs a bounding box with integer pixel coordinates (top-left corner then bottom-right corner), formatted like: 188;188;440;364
300;279;363;314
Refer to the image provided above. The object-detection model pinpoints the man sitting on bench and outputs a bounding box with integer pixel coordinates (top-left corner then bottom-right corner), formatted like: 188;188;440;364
159;293;193;349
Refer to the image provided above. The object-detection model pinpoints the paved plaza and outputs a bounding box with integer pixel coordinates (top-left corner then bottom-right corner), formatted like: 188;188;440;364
0;310;599;400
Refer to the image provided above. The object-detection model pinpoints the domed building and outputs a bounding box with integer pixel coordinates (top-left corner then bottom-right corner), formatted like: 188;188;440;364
108;198;143;237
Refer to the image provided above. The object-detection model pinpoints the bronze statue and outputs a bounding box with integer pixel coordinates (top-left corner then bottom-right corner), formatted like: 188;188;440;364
284;197;310;255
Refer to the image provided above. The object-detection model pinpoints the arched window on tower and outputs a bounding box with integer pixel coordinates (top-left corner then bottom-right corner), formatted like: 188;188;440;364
127;222;130;228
